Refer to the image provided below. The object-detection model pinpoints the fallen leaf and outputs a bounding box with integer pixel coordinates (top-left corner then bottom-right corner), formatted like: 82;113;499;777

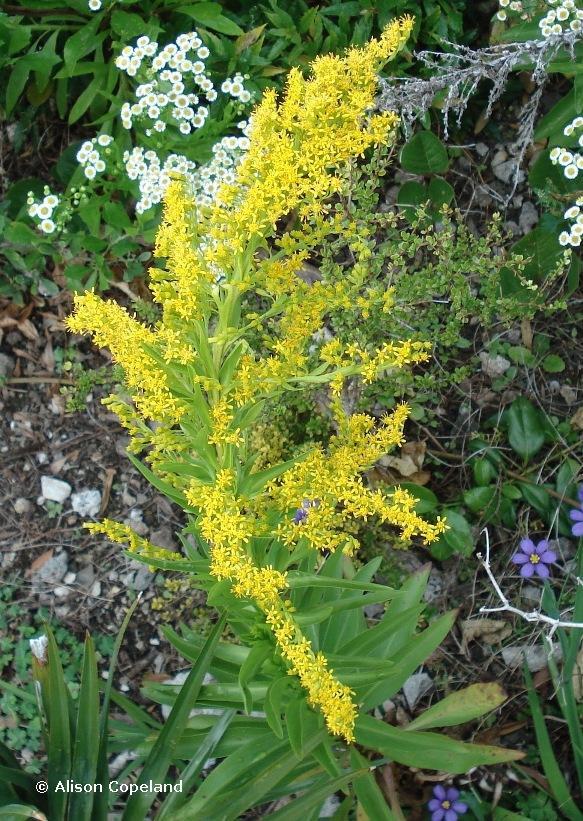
461;618;512;649
570;407;583;431
28;549;54;575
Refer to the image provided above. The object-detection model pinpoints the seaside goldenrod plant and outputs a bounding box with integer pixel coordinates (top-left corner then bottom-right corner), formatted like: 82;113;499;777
66;25;521;800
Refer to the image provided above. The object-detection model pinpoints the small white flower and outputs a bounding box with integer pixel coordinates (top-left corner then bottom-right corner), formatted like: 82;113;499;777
556;7;569;21
40;218;56;234
565;205;581;218
497;9;507;20
88;0;101;10
564;124;574;136
30;635;48;663
559;230;571;245
37;204;52;218
499;0;509;6
207;89;217;102
44;194;59;208
570;234;581;246
559;150;573;165
154;120;166;132
239;90;251;103
94;159;106;172
571;223;583;236
84;166;97;180
197;46;209;59
97;133;113;146
564;163;579;179
148;105;160;119
221;79;232;93
179;122;191;134
28;204;38;217
573;116;583;128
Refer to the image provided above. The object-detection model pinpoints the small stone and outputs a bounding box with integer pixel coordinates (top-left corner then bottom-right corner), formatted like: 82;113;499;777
480;352;511;378
403;672;433;710
13;497;31;514
132;565;154;591
125;508;148;536
40;476;72;503
36;452;48;465
0;353;14;378
502;644;563;672
475;142;489;157
491;148;508;166
76;564;96;589
548;380;561;395
90;581;102;597
560;385;577;405
32;551;68;586
519;201;539;234
520;585;540;605
64;572;76;584
504;220;520;236
54;586;69;598
71;489;102;517
150;526;178;552
492;158;524;185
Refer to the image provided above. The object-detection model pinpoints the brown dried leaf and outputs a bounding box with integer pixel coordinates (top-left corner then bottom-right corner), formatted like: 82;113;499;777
570;407;583;432
461;618;512;649
28;549;54;575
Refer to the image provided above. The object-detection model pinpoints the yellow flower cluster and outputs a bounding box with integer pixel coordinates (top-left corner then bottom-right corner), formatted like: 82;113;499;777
208;398;243;447
66;292;185;423
85;519;184;568
190;470;357;740
270;406;447;551
204;16;412;260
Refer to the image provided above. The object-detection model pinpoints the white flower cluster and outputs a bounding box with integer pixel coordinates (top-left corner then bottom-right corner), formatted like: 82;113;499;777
27;188;60;234
496;0;583;32
539;0;583;34
559;197;583;246
116;33;244;137
123;130;250;214
220;73;251;104
76;134;114;180
549;115;583;180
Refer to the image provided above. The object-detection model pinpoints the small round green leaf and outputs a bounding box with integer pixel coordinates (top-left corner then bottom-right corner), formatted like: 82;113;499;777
400;131;449;175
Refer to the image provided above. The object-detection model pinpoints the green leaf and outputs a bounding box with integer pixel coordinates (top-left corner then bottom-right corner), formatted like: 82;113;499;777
396;484;438;514
0;807;47;820
407;683;507;731
428;176;455;208
542;354;565;373
179;4;243;35
351;749;395;820
63;18;100;73
396;180;427;218
505;397;545;461
264;677;292;739
463;485;497;514
511;228;567;282
355;715;523;773
360;611;457;711
400;131;449;175
68;635;99;821
430;511;473;560
121;615;226;821
110;11;148;39
524;666;583;820
6;61;31;115
45;628;72;820
266;770;359;820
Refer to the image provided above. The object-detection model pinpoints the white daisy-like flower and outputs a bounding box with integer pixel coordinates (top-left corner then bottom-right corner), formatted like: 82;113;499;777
559;230;571;245
40;218;56;233
94;159;106;172
37;204;52;218
154;120;166;132
565;205;581;218
239;90;251;103
197;46;209;59
84;166;97;180
565;163;579;179
97;134;113;146
44;194;59;208
497;10;508;20
28;204;38;217
221;79;232;93
88;0;102;10
559;151;573;165
179;122;191;134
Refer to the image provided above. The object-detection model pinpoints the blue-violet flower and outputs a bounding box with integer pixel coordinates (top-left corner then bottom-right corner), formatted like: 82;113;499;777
428;785;468;821
569;486;583;538
511;538;556;579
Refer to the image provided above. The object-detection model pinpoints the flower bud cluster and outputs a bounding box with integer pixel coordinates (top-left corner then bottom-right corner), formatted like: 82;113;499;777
76;134;114;180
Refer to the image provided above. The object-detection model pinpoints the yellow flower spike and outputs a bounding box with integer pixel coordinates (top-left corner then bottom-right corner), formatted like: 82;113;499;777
84;520;184;567
66;292;184;423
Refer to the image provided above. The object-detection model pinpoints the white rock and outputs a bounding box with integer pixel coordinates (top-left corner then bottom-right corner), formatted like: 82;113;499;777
502;644;563;672
64;572;76;584
40;476;72;503
492;157;525;185
90;581;102;597
36;452;48;465
480;352;511;378
54;586;69;598
71;488;102;517
13;497;31;514
403;672;433;710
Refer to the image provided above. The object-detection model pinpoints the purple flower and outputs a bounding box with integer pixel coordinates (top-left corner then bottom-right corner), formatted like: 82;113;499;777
569;486;583;538
428;785;468;821
292;499;316;525
511;538;557;579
